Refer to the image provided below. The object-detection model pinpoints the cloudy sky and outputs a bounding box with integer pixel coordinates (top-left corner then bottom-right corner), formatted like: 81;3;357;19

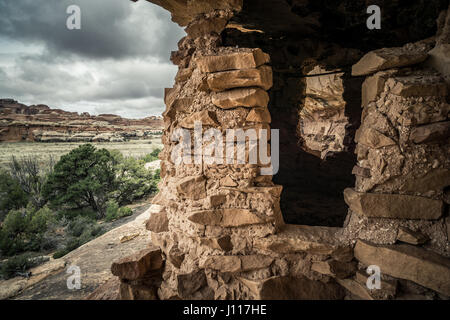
0;0;185;118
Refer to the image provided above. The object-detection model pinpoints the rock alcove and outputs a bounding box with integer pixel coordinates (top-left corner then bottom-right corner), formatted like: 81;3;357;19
93;0;450;300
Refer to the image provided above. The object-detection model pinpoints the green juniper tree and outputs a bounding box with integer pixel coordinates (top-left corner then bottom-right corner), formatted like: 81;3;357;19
42;144;117;219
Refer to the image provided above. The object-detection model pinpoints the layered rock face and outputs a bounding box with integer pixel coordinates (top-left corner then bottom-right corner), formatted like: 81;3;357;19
151;10;344;299
339;13;450;298
0;100;163;142
105;0;450;300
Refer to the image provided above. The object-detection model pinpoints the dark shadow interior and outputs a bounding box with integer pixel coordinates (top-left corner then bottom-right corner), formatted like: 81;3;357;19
222;0;447;226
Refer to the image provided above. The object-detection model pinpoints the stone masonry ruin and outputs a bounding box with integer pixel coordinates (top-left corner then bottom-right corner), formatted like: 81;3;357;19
97;0;450;300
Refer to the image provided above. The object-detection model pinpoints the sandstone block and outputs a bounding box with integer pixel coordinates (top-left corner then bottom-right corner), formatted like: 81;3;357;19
208;194;227;208
226;185;283;197
175;67;193;82
163;96;194;120
199;255;241;273
246;108;271;123
170;49;193;68
188;208;267;227
362;71;394;107
177;270;207;298
351;165;371;178
239;276;344;300
199;235;233;251
331;246;354;262
397;227;429;245
146;209;169;233
400;168;450;194
176;175;207;200
336;278;374;300
197;48;270;73
164;87;177;108
179;110;219;129
167;97;194;111
212;88;269;109
240;255;274;271
410;121;450;144
388;76;448;97
119;282;158;300
311;259;357;279
111;247;163;281
355;127;396;149
200;254;273;273
352;47;427;76
354;240;450;296
253;224;339;255
220;175;238;187
344;188;443;220
168;245;185;269
207;65;273;91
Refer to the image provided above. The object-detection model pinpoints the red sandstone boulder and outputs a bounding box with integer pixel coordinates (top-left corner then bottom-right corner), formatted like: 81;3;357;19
111;247;163;281
197;48;270;73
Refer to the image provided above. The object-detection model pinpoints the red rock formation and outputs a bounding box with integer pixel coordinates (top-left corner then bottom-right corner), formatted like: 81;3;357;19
0;99;163;142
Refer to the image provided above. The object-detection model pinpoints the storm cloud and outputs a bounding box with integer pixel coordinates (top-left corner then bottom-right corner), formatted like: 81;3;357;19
0;0;185;118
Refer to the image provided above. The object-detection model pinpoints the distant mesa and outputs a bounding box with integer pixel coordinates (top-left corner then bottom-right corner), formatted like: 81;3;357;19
0;99;163;142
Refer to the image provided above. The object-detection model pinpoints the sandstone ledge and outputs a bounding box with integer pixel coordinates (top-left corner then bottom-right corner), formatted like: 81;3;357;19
197;48;270;73
239;275;345;300
253;224;342;255
354;240;450;296
344;188;443;220
111;247;163;281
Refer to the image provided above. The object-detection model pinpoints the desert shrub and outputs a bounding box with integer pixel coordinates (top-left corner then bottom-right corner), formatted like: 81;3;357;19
118;206;133;218
52;239;79;259
8;155;52;208
78;224;104;243
26;206;55;252
0;170;28;221
0;205;55;256
43;144;117;219
67;216;95;238
28;206;54;235
0;253;47;280
52;216;105;259
105;200;133;222
59;207;97;220
153;168;161;181
0;209;29;256
105;200;119;222
38;232;60;252
52;249;69;259
142;148;161;163
112;153;158;205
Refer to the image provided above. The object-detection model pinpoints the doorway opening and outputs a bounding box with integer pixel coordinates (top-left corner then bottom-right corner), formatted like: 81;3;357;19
222;0;444;226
